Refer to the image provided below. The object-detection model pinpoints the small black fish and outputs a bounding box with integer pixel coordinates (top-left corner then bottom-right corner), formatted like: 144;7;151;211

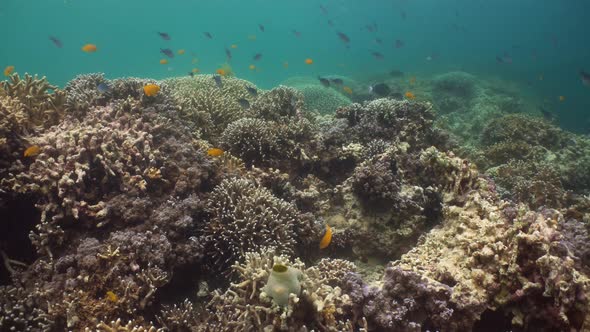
204;32;213;39
49;36;62;48
237;98;250;109
400;10;407;20
365;24;375;33
330;78;343;85
318;76;330;88
538;106;554;121
253;53;263;61
160;48;174;58
395;39;405;48
225;47;232;62
580;70;590;86
292;30;301;38
375;38;383;44
337;31;350;43
328;19;334;27
213;75;223;88
320;4;328;15
188;72;194;77
390;70;404;77
246;86;258;97
258;24;265;32
157;32;171;40
371;51;384;60
369;83;391;97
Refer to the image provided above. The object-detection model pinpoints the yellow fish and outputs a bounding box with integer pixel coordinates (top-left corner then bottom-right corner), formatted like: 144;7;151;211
405;91;416;99
207;148;224;157
231;44;238;49
248;34;257;41
559;95;565;102
177;49;185;55
3;65;14;76
143;84;160;97
23;145;41;157
105;291;118;303
159;59;168;65
319;225;332;249
342;86;353;95
305;58;313;65
192;68;200;73
81;44;97;53
249;64;256;70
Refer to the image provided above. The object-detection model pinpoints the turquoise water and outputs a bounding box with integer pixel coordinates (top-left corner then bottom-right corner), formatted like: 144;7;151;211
1;0;589;131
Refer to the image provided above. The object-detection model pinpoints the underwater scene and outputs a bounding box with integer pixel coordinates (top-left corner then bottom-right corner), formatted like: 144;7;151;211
1;0;590;331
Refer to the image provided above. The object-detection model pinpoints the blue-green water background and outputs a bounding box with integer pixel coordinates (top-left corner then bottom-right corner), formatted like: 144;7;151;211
1;0;589;132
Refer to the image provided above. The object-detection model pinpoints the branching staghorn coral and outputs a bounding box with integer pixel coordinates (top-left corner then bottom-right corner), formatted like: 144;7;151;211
1;73;65;129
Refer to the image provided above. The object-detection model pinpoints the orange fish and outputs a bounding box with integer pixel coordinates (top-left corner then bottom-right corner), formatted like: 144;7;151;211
283;62;289;68
249;64;256;70
559;95;565;102
216;68;227;76
409;76;416;85
231;44;238;49
177;49;185;55
207;148;224;157
105;291;118;303
405;91;416;99
3;65;14;76
143;84;160;97
23;145;41;157
342;86;353;95
248;34;257;41
305;58;313;65
159;59;168;65
81;44;97;53
319;225;332;249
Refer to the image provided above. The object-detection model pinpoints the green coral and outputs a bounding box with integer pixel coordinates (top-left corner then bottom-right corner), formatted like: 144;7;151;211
163;75;256;139
282;76;351;115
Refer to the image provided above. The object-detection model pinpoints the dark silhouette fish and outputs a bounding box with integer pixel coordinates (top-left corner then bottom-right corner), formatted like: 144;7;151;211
337;32;350;43
580;70;590;86
371;51;384;60
160;48;174;58
328;20;334;27
237;98;250;109
246;86;258;97
369;83;391;97
292;30;301;38
253;53;263;61
320;4;328;15
225;47;232;62
188;72;194;77
496;52;512;64
395;39;405;48
258;24;265;32
366;24;375;33
375;38;382;44
213;75;223;88
318;76;330;87
401;10;407;20
157;32;171;40
538;106;554;121
330;78;343;85
204;32;213;39
49;36;62;48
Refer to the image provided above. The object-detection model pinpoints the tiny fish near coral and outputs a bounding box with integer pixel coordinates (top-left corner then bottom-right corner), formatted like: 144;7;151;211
23;145;41;157
319;224;332;249
207;148;224;157
143;84;160;96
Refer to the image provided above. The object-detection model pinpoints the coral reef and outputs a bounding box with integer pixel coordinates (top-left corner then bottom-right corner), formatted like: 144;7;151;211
282;76;352;115
431;71;478;114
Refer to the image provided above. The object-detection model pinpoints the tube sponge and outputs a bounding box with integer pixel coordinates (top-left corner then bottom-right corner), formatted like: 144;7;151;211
262;264;302;306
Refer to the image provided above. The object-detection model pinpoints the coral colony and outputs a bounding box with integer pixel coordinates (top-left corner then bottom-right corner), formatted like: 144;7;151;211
0;72;589;331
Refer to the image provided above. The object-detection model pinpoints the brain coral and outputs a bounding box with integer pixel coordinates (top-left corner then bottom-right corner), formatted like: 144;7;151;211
162;75;256;139
282;76;351;115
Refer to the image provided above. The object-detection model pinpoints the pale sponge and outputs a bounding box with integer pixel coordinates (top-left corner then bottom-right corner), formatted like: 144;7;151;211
262;264;302;306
